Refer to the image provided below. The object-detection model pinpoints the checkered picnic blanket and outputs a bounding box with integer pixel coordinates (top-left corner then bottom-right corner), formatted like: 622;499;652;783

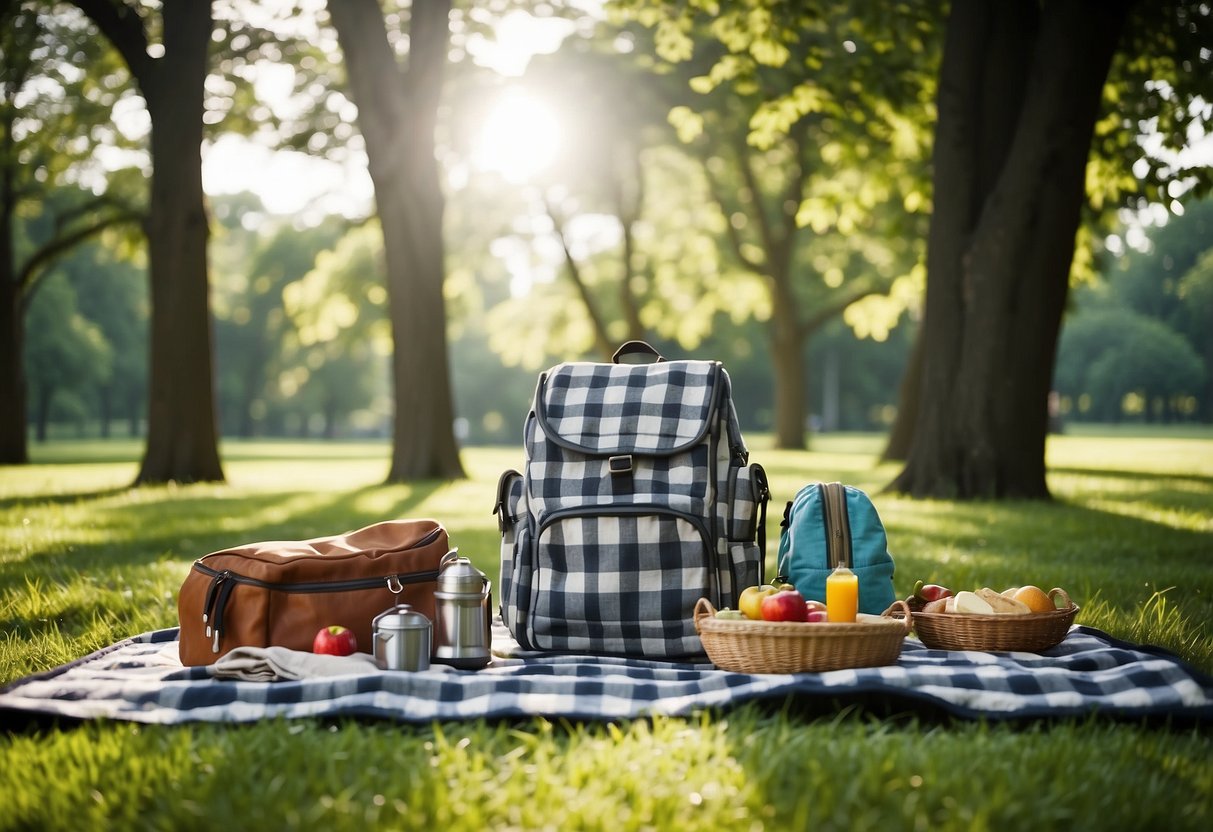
1;623;1210;726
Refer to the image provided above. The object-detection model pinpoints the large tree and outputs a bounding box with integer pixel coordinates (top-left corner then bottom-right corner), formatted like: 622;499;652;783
73;0;224;484
889;0;1211;498
0;4;140;464
324;0;464;480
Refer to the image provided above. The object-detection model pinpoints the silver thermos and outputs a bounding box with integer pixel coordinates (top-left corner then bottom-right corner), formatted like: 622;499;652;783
433;550;492;670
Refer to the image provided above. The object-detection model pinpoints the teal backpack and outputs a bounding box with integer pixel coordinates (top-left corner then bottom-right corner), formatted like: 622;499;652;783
776;482;896;615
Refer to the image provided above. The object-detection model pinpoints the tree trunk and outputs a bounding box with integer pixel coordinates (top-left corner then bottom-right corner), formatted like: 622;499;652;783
237;353;263;438
134;4;224;484
880;328;922;461
890;0;1128;499
99;386;112;438
34;383;51;442
1201;335;1213;422
75;0;224;483
328;0;464;481
0;264;25;464
127;389;140;438
770;290;806;450
0;103;27;465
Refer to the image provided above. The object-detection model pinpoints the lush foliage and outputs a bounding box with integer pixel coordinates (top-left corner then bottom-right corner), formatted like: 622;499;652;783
1;435;1210;829
1058;198;1213;422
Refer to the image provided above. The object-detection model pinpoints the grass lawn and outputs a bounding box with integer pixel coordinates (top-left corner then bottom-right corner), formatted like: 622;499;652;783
1;432;1211;830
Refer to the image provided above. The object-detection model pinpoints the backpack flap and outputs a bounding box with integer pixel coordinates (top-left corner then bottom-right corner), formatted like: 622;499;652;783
776;482;895;615
535;360;721;457
529;360;723;517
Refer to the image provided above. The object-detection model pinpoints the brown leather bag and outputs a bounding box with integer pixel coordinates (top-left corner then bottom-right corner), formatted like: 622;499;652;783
177;518;450;667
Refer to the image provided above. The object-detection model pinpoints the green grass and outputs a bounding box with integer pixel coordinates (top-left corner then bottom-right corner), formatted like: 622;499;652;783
2;433;1211;830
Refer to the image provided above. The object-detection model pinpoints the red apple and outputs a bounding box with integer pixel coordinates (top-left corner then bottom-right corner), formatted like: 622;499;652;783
805;609;829;623
805;599;827;613
313;625;358;656
913;580;953;603
761;589;810;622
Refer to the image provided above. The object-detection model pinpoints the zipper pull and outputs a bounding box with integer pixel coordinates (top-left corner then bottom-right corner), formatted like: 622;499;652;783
210;575;237;653
201;570;229;638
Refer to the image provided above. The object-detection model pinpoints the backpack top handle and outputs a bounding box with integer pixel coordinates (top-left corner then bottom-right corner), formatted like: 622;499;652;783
612;340;666;364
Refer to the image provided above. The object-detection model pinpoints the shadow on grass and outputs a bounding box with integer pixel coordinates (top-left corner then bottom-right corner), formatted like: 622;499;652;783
0;487;132;512
0;480;446;589
1049;466;1213;489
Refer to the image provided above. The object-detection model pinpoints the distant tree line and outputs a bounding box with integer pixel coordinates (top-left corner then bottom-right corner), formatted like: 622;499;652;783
21;187;1211;445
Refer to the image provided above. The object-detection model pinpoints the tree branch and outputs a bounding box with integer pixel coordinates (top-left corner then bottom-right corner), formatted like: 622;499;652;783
770;118;812;277
51;193;140;233
72;0;154;84
613;144;646;342
17;209;143;307
698;154;765;274
797;276;890;341
731;133;777;262
544;193;615;360
402;0;451;117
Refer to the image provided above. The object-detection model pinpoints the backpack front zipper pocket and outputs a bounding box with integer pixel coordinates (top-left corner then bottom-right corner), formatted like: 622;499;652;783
527;505;714;657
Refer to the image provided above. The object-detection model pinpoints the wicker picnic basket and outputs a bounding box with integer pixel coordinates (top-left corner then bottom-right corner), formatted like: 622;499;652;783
908;588;1078;652
694;597;913;673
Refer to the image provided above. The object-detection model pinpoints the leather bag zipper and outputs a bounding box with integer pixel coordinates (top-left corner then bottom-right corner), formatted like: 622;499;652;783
194;561;441;654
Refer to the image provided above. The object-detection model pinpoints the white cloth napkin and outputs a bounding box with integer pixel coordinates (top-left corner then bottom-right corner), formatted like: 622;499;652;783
209;646;381;682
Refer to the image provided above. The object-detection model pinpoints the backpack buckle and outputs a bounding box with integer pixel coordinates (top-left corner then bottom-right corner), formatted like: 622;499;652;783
608;455;633;475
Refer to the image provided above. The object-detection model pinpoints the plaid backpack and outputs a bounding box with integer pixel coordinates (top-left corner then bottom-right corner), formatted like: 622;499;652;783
494;342;770;658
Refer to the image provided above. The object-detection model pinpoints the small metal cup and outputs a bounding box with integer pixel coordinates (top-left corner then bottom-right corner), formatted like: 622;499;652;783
372;604;431;671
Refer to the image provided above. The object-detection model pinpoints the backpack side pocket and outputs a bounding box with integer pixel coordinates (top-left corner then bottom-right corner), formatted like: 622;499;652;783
723;463;768;602
494;469;526;633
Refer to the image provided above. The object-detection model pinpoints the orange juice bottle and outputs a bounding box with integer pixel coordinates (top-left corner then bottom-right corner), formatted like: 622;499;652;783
826;566;859;623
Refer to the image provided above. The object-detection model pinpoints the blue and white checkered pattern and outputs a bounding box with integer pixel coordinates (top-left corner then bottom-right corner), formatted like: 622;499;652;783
498;357;767;659
2;626;1210;725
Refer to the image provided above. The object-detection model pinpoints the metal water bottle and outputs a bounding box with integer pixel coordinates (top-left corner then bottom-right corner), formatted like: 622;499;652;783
432;550;492;669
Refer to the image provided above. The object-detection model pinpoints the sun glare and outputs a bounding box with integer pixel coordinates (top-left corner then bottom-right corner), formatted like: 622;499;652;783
472;89;563;184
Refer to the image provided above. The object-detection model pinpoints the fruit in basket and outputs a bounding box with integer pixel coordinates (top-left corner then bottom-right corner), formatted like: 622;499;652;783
805;609;829;623
313;625;358;655
761;589;810;622
775;582;797;592
715;609;747;620
1010;585;1055;613
805;599;827;613
739;584;779;620
912;580;954;603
